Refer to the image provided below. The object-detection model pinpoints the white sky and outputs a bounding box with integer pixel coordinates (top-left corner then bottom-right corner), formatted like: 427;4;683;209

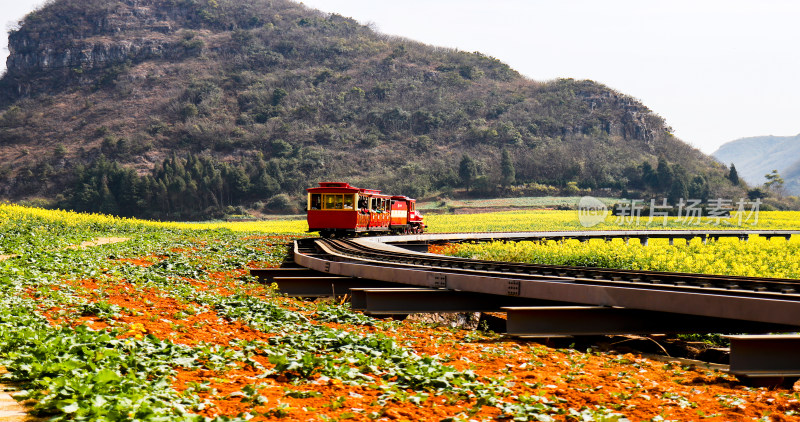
3;0;800;154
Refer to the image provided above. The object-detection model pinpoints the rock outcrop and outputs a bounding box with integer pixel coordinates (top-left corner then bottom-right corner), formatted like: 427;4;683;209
1;0;208;100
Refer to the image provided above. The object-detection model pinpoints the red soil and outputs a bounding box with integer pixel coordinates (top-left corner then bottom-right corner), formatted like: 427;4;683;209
30;243;800;421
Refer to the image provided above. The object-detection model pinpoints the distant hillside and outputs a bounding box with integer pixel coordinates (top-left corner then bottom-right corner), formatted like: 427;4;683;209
0;0;740;219
781;156;800;196
712;134;800;195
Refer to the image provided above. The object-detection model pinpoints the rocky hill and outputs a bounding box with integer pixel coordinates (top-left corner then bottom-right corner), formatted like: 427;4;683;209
0;0;739;218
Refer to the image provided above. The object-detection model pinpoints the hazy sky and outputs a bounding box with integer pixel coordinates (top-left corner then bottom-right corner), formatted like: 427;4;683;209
2;0;799;154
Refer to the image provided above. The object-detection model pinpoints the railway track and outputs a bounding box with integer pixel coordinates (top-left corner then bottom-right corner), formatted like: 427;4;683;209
295;233;800;325
320;238;800;299
254;230;800;382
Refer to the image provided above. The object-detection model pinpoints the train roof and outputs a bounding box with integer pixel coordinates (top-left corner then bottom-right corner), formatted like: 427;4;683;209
391;195;415;201
307;182;384;195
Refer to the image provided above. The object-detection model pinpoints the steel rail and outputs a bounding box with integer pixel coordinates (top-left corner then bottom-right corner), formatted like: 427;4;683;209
293;231;800;327
335;238;800;298
365;230;800;244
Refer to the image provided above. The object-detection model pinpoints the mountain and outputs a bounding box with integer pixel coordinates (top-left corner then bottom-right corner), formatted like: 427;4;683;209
712;135;800;195
0;0;739;219
784;161;800;196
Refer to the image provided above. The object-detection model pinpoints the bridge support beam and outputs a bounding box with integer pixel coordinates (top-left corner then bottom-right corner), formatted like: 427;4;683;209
503;306;797;337
250;268;327;282
350;288;554;314
270;276;403;297
727;335;800;385
390;242;431;253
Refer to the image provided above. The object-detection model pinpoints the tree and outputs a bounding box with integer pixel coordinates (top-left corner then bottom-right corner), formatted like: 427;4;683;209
271;88;287;106
656;157;672;191
228;166;252;201
748;188;766;200
500;149;515;187
640;161;658;189
688;175;709;202
254;170;280;197
98;175;119;215
668;176;688;204
728;164;740;185
458;154;478;190
668;164;689;204
764;169;785;197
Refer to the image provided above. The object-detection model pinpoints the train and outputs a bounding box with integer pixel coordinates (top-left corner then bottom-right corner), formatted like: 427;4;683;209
306;182;425;237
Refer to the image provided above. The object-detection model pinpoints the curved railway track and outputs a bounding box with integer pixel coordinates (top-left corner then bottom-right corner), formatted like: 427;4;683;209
293;230;800;325
279;230;800;380
320;238;800;299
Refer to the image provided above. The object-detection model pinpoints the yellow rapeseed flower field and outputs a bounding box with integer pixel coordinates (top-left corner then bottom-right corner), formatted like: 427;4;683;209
3;203;799;236
425;210;800;233
2;204;798;278
425;209;800;279
444;236;800;279
0;203;308;234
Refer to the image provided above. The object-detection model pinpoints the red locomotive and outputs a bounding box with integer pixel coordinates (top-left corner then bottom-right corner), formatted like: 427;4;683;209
306;182;425;237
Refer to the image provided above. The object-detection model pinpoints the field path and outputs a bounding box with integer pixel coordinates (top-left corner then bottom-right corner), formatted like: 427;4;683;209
0;237;130;262
0;368;38;422
64;237;130;249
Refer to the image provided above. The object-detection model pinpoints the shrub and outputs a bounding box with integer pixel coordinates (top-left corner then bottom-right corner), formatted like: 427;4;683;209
265;193;299;214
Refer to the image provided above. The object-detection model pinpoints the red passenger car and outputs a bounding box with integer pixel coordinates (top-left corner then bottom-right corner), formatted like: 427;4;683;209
307;182;425;237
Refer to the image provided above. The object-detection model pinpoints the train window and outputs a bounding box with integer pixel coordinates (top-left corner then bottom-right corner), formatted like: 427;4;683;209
371;198;377;210
310;194;322;210
324;194;345;209
343;195;354;209
358;196;368;209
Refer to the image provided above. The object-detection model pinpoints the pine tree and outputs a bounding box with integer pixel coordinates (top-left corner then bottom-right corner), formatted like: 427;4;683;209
641;161;658;189
458;154;478;189
764;169;785;196
656;157;673;191
728;163;740;185
98;175;119;215
500;149;515;187
668;164;689;204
